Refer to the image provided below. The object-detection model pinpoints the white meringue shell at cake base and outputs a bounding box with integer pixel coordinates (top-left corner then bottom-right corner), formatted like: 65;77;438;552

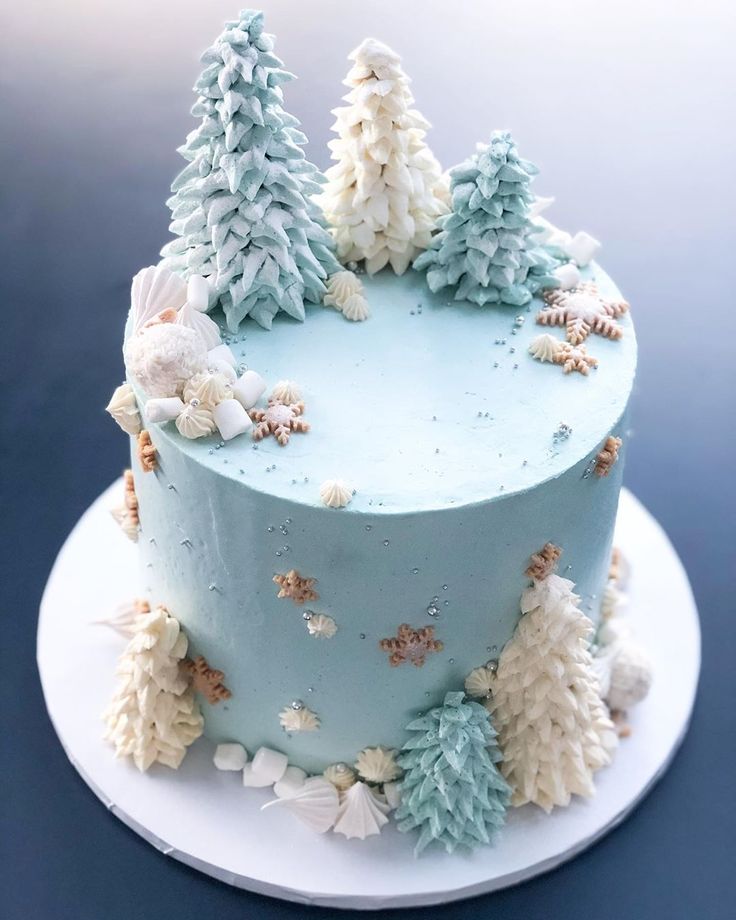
106;383;141;436
323;762;357;792
270;379;301;404
261;777;339;833
274;765;308;798
306;613;337;639
176;403;216;439
319;479;353;509
529;333;563;363
213;399;252;440
176;300;222;350
233;370;267;410
354;746;401;784
333;781;391;840
130;264;187;334
145;397;185;423
186;274;211;312
341;292;370;322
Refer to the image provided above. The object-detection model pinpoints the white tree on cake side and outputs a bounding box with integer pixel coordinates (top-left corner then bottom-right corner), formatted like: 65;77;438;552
103;606;204;771
318;38;448;275
489;551;618;812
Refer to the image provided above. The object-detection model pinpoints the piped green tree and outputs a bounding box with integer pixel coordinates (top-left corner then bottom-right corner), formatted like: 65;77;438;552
395;691;510;854
414;131;558;307
161;9;339;330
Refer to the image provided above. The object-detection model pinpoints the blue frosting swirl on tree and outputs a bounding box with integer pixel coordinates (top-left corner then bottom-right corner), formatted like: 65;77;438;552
414;131;558;307
161;9;339;330
395;691;510;855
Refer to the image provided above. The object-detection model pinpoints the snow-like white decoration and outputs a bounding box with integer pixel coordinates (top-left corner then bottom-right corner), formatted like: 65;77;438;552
279;703;320;732
183;372;231;408
565;231;601;267
145;397;185;423
130;264;187;335
319;479;353;509
594;581;653;713
355;746;401;784
333;781;391;840
251;746;289;784
323;762;357;792
318;39;448;275
529;195;555;219
232;371;267;410
214;743;248;771
489;570;618;812
176;300;222;350
274;765;308;798
464;665;495;699
553;262;582;291
529;333;563;363
175;402;216;439
262;777;340;833
102;606;203;771
270;380;302;404
106;383;141;436
306;613;338;639
323;271;364;310
125;323;207;397
213;398;252;441
341;293;370;322
93;599;149;637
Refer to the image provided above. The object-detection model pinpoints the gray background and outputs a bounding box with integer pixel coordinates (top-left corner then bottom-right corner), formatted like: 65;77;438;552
2;1;734;917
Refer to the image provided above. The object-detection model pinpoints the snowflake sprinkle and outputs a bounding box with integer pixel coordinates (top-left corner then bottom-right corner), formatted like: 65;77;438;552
273;569;319;605
553;342;599;375
136;430;158;472
379;624;443;668
594;436;623;477
183;655;231;705
250;395;309;446
537;282;629;345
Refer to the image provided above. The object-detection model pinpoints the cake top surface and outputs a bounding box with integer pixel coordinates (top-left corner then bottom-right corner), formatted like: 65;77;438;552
131;262;636;514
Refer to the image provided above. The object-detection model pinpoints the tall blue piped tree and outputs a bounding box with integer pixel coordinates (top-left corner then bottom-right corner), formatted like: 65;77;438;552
161;10;340;330
395;691;510;855
414;131;558;307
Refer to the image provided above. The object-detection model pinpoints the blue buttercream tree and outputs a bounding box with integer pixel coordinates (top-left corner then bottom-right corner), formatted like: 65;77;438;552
414;131;558;307
395;691;510;855
161;10;340;330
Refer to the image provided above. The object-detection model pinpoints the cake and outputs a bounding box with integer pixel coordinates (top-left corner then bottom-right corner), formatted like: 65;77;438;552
102;9;652;854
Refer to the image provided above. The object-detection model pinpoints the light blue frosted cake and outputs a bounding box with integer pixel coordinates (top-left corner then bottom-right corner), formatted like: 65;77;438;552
103;9;651;853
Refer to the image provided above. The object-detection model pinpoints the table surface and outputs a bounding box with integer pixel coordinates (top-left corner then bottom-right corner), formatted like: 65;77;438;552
2;2;734;918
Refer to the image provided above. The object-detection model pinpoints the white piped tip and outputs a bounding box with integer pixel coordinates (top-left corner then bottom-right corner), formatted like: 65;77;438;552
319;479;353;508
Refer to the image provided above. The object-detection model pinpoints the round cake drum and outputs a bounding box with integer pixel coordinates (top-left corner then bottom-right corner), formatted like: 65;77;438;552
37;482;699;909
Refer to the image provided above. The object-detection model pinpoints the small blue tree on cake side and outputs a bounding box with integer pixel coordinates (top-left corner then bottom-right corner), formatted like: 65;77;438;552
414;131;558;307
161;10;339;330
394;691;510;855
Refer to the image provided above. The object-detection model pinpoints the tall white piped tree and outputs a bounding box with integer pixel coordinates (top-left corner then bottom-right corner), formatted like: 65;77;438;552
489;547;618;812
318;38;448;275
103;606;204;771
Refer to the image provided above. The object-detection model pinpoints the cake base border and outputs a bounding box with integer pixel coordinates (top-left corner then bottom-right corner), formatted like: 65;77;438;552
37;482;700;909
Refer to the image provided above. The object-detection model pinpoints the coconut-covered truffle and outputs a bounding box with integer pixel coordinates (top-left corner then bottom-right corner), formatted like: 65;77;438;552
125;324;207;397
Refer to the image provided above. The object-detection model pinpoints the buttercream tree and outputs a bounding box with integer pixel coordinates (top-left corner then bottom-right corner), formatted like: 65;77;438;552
414;130;558;306
489;546;618;811
161;9;339;330
103;606;204;771
318;38;448;275
395;691;510;854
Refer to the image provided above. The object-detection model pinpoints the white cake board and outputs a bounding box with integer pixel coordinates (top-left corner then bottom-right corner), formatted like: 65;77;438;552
37;483;700;909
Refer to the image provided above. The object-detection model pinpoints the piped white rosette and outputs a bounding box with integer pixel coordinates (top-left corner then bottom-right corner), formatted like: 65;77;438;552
121;265;267;442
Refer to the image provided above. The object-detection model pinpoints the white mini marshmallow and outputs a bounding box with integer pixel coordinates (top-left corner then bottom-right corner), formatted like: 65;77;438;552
242;762;276;788
274;765;307;798
145;396;185;423
207;344;237;368
213;742;248;772
553;262;582;290
565;230;601;267
251;747;289;784
213;399;252;441
232;370;267;410
187;275;210;312
208;359;237;383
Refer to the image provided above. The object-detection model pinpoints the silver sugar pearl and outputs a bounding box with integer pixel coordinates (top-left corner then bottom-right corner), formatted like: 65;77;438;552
291;700;304;711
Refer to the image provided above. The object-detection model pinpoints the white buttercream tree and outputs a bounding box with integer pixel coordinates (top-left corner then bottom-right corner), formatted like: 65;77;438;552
489;551;618;812
103;606;203;771
319;38;448;275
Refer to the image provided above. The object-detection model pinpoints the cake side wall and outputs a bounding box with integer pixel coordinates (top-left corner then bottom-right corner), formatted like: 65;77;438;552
133;414;628;773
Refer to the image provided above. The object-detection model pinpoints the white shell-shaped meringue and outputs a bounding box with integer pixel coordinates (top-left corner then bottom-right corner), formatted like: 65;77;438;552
333;782;391;840
110;506;139;542
176;300;222;350
529;333;563;363
306;613;337;639
606;641;653;711
271;379;301;404
319;479;353;509
176;403;216;439
261;777;339;833
279;704;320;733
464;665;495;699
354;746;401;784
341;293;370;322
130;264;187;334
125;324;207;397
106;383;141;436
323;762;357;792
324;270;364;309
183;372;231;408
